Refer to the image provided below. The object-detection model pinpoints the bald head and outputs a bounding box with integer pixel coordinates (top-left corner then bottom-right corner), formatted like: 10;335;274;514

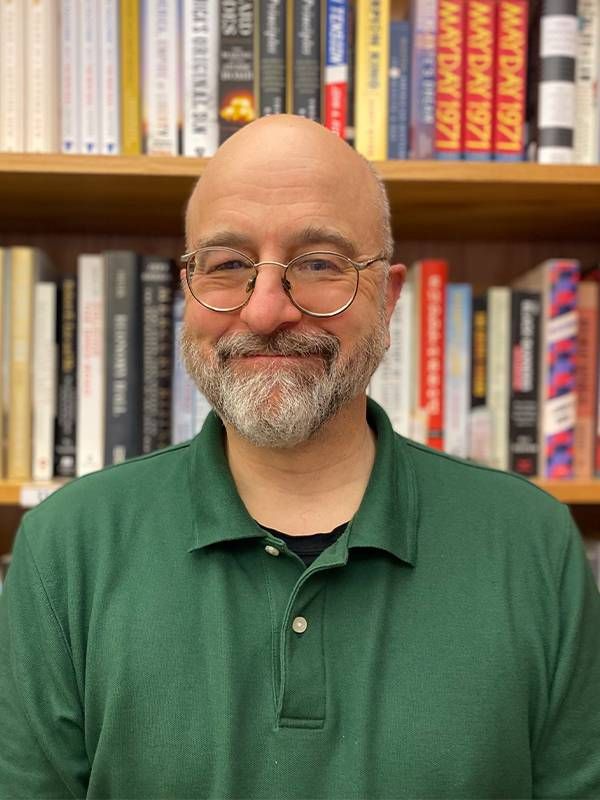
185;115;394;262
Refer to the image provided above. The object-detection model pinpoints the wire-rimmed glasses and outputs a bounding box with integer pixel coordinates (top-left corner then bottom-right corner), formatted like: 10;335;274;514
180;246;386;318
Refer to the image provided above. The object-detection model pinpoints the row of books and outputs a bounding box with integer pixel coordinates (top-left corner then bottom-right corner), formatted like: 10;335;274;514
369;257;600;479
0;0;596;164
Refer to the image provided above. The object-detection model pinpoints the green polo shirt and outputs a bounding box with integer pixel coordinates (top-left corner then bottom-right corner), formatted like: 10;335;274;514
1;400;599;799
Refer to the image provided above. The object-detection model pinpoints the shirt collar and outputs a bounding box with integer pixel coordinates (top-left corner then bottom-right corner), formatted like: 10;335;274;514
186;397;418;566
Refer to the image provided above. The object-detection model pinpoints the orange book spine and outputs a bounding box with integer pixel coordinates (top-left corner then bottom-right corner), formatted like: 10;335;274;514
574;282;599;478
463;0;496;160
493;0;528;161
418;260;448;450
435;0;465;159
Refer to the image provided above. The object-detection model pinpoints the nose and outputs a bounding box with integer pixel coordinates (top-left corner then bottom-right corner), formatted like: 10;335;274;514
239;263;303;334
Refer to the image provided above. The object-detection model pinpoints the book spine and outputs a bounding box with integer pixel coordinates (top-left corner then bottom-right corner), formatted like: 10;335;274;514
121;0;142;155
76;254;105;477
258;0;286;117
81;0;101;154
542;259;580;478
463;0;496;161
104;252;141;465
183;0;219;156
100;0;120;155
55;276;77;478
435;0;465;160
143;0;181;155
25;0;59;153
417;260;448;450
60;0;80;153
493;0;528;161
487;286;511;471
537;0;578;163
574;282;598;477
354;0;390;158
0;0;25;151
171;292;196;445
410;0;438;159
388;20;411;159
324;0;348;137
218;0;256;143
344;0;356;147
468;294;492;464
8;249;35;480
0;249;6;479
509;290;541;476
288;0;322;122
32;283;57;481
141;258;173;454
444;284;472;458
574;0;599;163
596;332;600;477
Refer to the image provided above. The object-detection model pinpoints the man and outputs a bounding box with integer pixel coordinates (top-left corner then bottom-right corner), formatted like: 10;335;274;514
0;115;599;799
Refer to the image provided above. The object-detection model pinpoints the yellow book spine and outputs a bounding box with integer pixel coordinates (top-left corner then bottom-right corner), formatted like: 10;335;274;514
8;247;35;480
120;0;141;155
354;0;390;160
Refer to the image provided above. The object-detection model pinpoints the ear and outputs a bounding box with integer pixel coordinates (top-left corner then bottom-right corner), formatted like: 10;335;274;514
180;267;188;294
383;263;406;349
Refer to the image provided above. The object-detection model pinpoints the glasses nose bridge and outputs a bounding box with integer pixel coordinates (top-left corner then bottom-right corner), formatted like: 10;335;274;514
252;258;288;272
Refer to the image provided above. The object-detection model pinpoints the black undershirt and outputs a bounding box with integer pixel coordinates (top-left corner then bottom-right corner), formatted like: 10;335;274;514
259;523;348;566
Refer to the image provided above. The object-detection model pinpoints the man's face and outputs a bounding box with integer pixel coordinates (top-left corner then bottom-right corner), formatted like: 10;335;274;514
181;128;402;447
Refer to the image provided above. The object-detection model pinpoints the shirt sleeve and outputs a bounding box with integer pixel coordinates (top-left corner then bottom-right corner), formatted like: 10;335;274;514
0;519;89;798
532;507;600;799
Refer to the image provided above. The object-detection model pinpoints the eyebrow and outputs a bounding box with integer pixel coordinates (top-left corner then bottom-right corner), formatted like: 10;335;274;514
191;225;359;257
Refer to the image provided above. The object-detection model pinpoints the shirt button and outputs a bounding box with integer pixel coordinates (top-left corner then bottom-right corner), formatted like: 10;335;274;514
265;545;280;557
292;616;308;634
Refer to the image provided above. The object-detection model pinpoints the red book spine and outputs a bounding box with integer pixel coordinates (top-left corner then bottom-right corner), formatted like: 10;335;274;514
463;0;496;160
493;0;528;161
435;0;465;159
419;260;448;450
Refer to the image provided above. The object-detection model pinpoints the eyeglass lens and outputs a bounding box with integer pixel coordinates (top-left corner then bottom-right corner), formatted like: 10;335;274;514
187;249;358;314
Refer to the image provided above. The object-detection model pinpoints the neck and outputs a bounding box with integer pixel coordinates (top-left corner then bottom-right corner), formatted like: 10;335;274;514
224;395;376;535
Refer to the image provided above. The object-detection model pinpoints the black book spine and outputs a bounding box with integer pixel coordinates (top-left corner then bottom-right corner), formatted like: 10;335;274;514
104;252;141;465
219;0;256;144
54;276;77;477
141;258;174;454
289;0;321;121
258;0;286;115
470;295;488;408
509;291;541;476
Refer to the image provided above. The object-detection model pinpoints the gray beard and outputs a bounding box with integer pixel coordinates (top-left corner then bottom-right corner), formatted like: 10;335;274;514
180;314;387;448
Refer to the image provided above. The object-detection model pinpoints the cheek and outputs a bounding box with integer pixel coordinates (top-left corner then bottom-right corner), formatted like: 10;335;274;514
183;298;237;343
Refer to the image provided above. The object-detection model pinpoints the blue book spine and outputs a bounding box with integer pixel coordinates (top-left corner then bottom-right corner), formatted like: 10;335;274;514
388;20;411;159
410;0;438;159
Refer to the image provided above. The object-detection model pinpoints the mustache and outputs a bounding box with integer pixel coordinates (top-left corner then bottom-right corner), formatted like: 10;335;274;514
215;330;340;363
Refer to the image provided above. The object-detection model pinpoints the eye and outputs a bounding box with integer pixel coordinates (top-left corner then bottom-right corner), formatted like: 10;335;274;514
293;257;344;274
205;258;248;274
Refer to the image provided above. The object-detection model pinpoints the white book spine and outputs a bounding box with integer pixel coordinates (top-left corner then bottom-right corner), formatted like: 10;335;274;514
81;0;101;154
77;254;106;477
60;0;81;153
32;283;57;481
26;0;59;153
487;287;511;471
100;0;121;155
171;294;196;444
183;0;219;157
143;0;180;155
0;0;26;151
574;0;599;163
444;285;472;459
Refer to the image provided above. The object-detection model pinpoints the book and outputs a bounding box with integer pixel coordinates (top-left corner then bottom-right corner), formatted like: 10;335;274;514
100;0;120;155
55;276;77;478
444;284;472;458
32;283;57;481
574;281;599;478
435;0;465;159
258;0;286;118
355;0;390;158
509;290;541;476
513;259;580;478
141;257;174;454
287;0;322;122
0;249;8;478
487;286;511;471
536;0;578;163
76;254;106;477
463;0;496;161
183;0;219;156
469;294;493;464
25;0;59;153
493;0;528;161
219;0;256;143
345;0;357;147
104;252;142;465
324;0;349;137
388;13;411;159
0;0;25;152
121;0;142;155
60;0;80;154
171;292;196;445
81;0;101;155
142;0;182;154
573;0;599;163
410;0;438;159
